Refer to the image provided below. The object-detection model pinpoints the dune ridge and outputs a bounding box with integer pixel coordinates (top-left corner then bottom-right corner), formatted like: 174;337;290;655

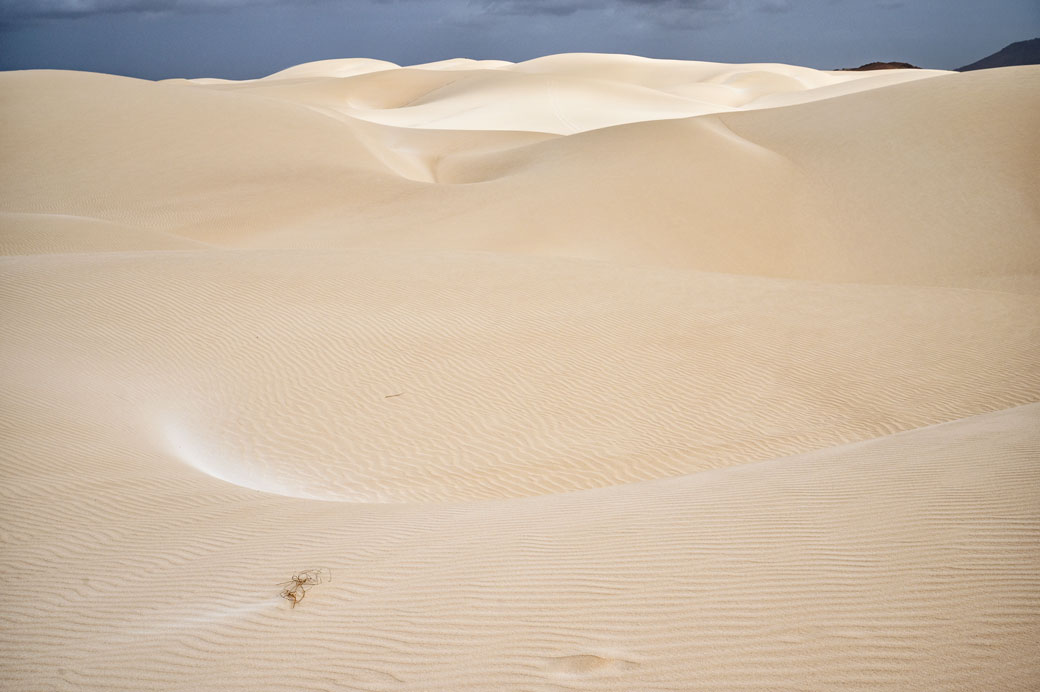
1;54;1038;690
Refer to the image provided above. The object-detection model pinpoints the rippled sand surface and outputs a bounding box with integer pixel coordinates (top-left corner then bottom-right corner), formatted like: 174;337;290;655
2;55;1038;690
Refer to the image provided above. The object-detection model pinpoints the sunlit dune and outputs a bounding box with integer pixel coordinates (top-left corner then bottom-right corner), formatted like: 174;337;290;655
1;54;1038;691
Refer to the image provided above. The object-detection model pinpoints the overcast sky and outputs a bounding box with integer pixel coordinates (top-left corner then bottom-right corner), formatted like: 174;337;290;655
1;0;1037;79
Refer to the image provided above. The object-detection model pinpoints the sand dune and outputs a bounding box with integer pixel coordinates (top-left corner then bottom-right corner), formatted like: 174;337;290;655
1;54;1038;690
239;53;945;134
3;61;1035;284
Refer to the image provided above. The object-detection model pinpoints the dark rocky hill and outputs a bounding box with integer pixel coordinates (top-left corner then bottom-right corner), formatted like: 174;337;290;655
959;38;1040;71
838;62;921;71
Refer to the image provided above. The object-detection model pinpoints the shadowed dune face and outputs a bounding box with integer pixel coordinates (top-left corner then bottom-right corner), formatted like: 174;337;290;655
1;55;1038;690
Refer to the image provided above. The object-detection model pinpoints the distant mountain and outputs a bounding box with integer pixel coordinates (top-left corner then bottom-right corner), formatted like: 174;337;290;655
838;62;921;71
958;38;1040;71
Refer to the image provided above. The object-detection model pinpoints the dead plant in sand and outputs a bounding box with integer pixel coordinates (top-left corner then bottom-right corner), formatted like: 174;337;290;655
278;568;332;608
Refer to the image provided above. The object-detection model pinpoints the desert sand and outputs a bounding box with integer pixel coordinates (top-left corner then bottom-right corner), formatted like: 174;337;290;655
1;54;1038;690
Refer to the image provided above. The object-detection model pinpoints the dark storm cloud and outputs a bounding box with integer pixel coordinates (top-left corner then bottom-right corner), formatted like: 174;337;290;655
1;0;1037;79
1;0;219;21
476;0;602;17
0;0;308;21
474;0;785;18
0;0;794;22
462;0;802;31
475;0;712;17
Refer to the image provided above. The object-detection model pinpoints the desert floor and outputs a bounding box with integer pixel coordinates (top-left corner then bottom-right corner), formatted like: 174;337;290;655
1;55;1038;690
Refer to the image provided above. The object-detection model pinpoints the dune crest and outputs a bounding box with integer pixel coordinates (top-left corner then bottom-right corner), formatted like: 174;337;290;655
1;54;1038;690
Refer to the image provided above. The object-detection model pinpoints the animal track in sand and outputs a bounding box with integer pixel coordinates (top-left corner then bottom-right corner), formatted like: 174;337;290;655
545;654;640;675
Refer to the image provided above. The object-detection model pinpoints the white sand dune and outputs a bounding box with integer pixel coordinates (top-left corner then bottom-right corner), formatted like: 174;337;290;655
205;54;947;135
1;54;1038;690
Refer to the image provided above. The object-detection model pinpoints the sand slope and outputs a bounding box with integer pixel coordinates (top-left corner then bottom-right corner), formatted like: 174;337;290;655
3;62;1036;286
1;54;1038;690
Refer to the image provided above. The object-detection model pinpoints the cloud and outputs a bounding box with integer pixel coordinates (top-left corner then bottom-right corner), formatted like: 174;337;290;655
476;0;602;16
0;0;790;22
0;0;292;21
462;0;800;29
475;0;743;17
756;0;793;12
0;0;897;27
